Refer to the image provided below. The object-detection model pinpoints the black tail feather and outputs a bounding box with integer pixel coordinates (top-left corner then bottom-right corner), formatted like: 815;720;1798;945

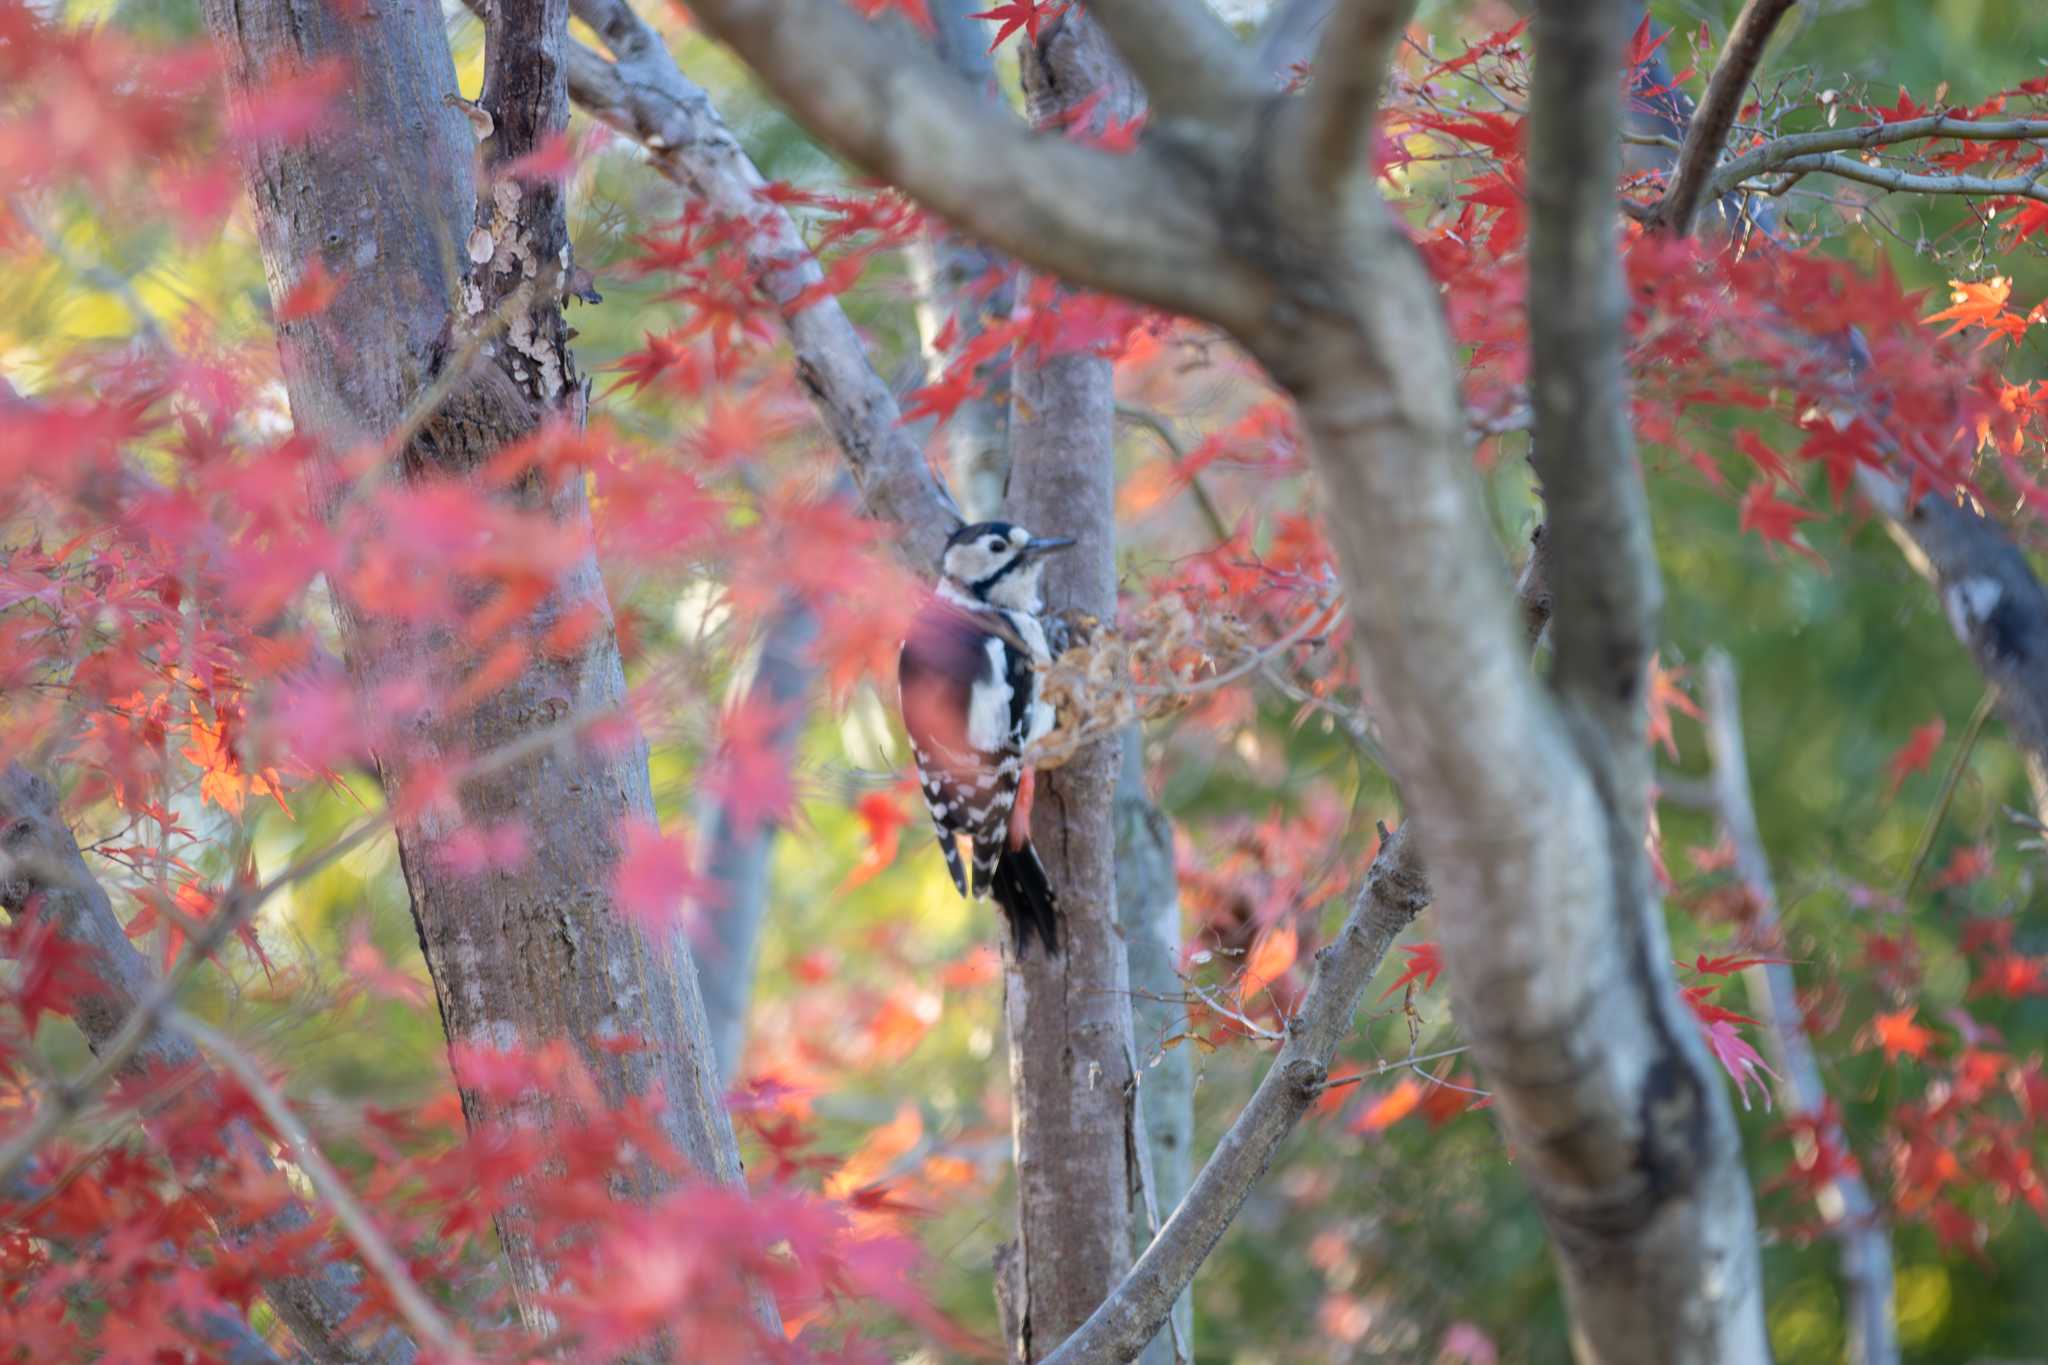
990;841;1060;956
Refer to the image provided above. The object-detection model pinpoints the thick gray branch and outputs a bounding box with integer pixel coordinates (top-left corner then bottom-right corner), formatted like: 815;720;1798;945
563;0;965;566
1043;542;1547;1364
1083;0;1263;120
1738;154;2048;205
906;0;1018;522
1528;0;1660;782
670;0;1272;332
1044;826;1427;1365
1709;115;2048;196
696;596;819;1082
1296;0;1415;191
1113;740;1193;1365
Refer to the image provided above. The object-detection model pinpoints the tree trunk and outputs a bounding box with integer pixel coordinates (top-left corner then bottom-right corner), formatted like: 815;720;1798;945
199;0;762;1334
995;22;1144;1358
696;595;818;1083
1114;738;1193;1364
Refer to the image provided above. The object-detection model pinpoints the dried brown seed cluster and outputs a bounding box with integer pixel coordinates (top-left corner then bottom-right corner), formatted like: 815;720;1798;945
1027;594;1255;769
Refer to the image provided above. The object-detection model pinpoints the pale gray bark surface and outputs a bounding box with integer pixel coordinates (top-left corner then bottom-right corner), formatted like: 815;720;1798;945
677;0;1775;1355
1703;656;1898;1365
0;765;415;1362
199;0;762;1336
696;596;819;1083
1115;738;1193;1364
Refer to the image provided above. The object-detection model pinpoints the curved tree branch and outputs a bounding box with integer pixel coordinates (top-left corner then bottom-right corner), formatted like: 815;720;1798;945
1652;0;1800;233
668;0;1272;331
1042;825;1429;1364
1296;0;1415;191
561;0;966;566
1084;0;1262;119
1709;114;2048;194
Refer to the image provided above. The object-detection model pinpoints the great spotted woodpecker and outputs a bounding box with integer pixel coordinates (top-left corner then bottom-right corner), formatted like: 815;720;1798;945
898;521;1074;955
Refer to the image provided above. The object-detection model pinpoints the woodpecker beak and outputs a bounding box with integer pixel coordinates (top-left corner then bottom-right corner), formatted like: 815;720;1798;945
1024;536;1076;557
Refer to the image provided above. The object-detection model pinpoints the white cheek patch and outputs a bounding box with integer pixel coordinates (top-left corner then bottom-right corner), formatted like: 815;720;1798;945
966;637;1014;752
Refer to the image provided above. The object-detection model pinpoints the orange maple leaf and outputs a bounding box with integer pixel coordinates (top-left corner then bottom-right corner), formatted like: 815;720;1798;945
1869;1008;1936;1062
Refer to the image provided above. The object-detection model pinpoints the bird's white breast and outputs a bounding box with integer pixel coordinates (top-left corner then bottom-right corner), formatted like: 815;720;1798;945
966;636;1014;753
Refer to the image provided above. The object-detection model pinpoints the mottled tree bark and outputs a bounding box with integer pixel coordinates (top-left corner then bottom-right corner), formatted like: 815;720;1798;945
198;0;762;1336
993;23;1145;1358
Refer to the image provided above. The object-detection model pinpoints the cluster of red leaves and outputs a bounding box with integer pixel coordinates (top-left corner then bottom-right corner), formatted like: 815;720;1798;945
0;1034;963;1360
1390;31;2048;553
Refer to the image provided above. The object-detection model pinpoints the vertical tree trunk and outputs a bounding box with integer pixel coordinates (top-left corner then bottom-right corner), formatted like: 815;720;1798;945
995;19;1144;1359
696;596;818;1083
200;0;762;1334
1115;738;1193;1364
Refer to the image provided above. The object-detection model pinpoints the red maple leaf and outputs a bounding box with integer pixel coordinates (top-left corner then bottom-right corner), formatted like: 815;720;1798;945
1929;843;1992;890
1885;716;1945;797
275;259;346;322
845;0;933;34
1701;1019;1777;1110
1378;941;1442;1000
3;911;97;1038
500;131;582;184
1736;480;1821;563
1868;1007;1936;1061
968;0;1066;52
1644;653;1701;760
612;820;705;933
702;695;800;832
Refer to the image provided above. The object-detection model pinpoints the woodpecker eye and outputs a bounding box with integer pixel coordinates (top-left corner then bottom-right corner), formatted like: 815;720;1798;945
985;537;1005;553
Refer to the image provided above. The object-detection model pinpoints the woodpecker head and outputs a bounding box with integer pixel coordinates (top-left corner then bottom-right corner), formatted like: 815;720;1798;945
939;521;1075;611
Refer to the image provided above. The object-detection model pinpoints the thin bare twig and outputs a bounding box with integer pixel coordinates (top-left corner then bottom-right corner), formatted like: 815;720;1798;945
1709;115;2048;196
1901;688;1997;901
1739;154;2048;207
175;1013;469;1361
0;701;619;1189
